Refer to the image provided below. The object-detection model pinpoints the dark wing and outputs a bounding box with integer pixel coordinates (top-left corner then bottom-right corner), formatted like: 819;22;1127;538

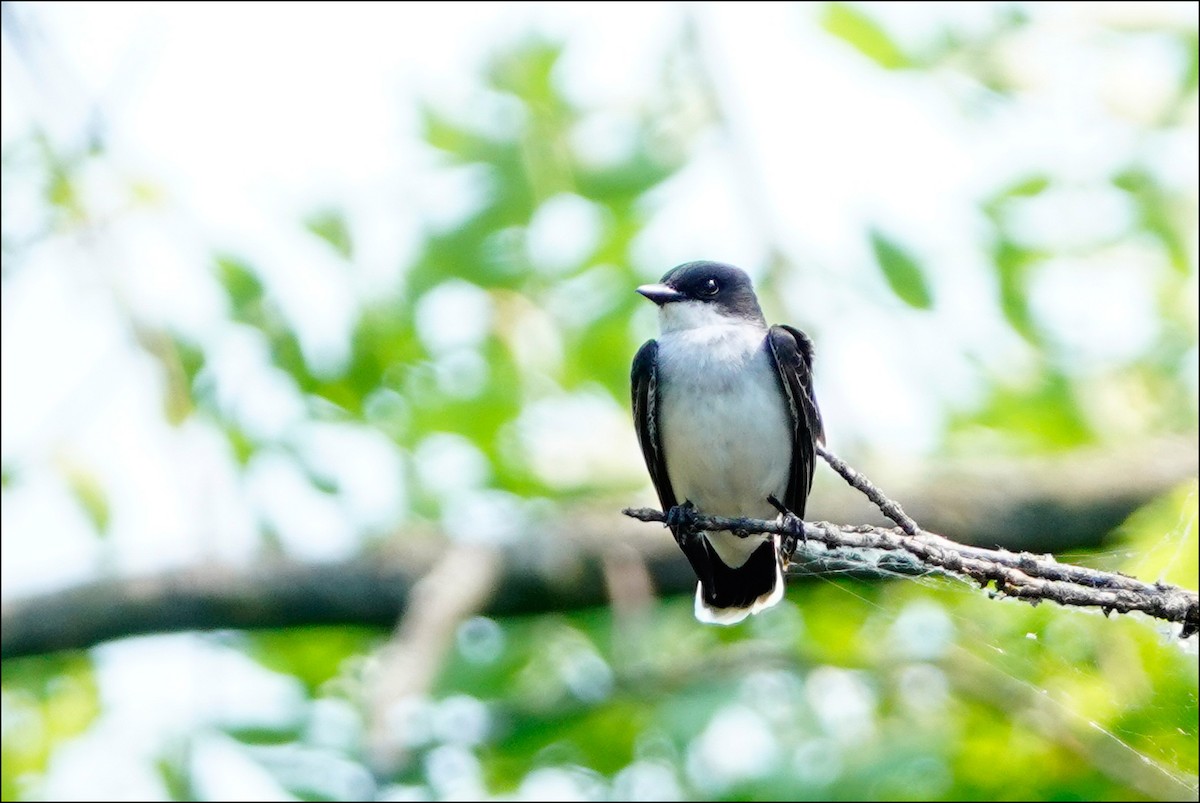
765;325;825;518
632;341;718;586
631;340;677;513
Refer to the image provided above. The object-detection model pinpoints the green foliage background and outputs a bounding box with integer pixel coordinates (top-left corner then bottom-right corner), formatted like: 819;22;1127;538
2;3;1197;801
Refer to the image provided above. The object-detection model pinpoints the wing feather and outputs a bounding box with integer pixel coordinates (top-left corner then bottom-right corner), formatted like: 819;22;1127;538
631;340;676;513
765;325;824;518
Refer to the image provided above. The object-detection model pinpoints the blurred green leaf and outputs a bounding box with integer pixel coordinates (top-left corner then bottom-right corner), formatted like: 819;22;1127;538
821;2;911;70
988;174;1052;210
992;238;1042;343
951;367;1094;451
574;156;678;204
1119;480;1198;591
245;627;380;695
223;725;306;746
216;254;266;323
34;133;86;225
294;449;341;495
981;176;1052;345
487;701;647;789
2;654;100;800
305;209;353;260
488;38;565;108
61;461;111;536
223;422;260;466
421;104;510;163
131;327;198;426
174;338;206;385
45;170;76;212
1182;29;1199;94
1113;166;1191;274
155;741;199;802
563;300;643;398
869;228;934;309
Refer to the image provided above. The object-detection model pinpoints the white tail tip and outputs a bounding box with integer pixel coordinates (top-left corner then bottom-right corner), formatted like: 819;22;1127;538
692;560;785;625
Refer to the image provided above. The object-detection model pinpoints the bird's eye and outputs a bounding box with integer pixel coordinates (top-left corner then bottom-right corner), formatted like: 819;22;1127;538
700;278;720;297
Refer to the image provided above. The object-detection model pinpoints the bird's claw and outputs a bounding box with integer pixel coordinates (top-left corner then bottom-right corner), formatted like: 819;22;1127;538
780;514;805;564
666;501;699;547
665;500;697;529
767;495;806;567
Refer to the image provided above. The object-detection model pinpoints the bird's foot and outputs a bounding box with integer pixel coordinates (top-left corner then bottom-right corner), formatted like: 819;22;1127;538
768;495;806;567
666;500;697;529
665;501;699;547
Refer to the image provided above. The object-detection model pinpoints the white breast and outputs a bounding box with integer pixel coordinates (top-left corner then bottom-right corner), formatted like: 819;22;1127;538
656;318;793;567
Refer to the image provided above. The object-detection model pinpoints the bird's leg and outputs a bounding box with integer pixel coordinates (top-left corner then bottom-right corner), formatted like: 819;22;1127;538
768;495;805;567
665;500;699;547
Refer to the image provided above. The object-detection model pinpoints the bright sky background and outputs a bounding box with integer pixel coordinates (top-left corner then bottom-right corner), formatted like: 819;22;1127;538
2;2;1197;798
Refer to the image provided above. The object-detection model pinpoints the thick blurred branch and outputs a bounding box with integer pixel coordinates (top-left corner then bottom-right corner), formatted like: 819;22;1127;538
0;535;696;659
2;438;1196;658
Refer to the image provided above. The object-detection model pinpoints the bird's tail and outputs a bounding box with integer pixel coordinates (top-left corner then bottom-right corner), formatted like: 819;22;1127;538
694;537;784;625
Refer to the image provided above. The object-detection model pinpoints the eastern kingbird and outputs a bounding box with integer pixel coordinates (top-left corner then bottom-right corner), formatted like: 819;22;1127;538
631;261;824;624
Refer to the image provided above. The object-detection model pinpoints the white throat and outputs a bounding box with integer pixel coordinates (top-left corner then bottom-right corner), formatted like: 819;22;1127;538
658;300;762;335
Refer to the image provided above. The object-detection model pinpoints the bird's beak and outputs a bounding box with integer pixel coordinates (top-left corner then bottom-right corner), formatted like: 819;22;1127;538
637;283;686;305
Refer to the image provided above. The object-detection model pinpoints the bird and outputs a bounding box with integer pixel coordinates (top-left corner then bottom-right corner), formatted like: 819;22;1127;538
631;261;824;624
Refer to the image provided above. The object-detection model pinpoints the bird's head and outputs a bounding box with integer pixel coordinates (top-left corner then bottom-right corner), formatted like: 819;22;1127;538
637;261;766;333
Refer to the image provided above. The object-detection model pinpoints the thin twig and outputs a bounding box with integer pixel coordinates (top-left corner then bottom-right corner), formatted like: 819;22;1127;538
816;444;920;534
811;446;1190;594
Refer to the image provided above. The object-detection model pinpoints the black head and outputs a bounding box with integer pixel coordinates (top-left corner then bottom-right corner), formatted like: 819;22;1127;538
637;261;765;324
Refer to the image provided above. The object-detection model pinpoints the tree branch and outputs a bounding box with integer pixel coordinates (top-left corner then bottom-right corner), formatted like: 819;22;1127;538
624;444;1199;637
0;540;696;659
815;435;1198;552
815;443;919;534
623;507;1197;634
2;442;1195;658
